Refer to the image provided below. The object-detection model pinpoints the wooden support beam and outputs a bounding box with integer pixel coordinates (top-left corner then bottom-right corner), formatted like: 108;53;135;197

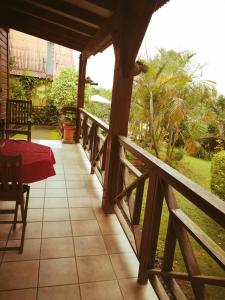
75;55;87;143
4;1;97;37
25;0;106;27
102;0;159;212
0;9;86;51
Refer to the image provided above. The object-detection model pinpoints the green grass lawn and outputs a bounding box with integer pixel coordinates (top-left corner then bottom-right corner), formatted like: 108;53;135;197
138;155;225;298
12;126;61;140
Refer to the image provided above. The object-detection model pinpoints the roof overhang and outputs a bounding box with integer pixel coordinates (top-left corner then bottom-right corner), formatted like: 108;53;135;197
0;0;170;58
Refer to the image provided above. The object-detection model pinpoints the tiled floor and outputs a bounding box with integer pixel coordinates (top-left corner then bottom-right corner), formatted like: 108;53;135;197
0;141;158;300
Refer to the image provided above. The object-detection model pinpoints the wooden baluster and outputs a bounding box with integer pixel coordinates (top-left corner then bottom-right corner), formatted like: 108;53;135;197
132;177;145;225
163;184;208;300
138;175;164;284
82;115;88;149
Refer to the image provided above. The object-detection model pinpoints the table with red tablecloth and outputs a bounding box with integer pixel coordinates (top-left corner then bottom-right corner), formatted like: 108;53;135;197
0;140;56;183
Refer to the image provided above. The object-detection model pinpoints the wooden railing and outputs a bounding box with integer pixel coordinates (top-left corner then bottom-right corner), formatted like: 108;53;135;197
79;108;109;185
78;108;225;300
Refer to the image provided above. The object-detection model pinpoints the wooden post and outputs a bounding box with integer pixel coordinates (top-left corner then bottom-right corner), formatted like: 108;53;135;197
102;0;159;213
75;54;87;143
102;41;134;213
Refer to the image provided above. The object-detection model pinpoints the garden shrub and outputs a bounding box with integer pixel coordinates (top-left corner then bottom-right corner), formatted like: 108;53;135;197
9;77;26;99
32;105;59;126
171;148;184;161
211;150;225;200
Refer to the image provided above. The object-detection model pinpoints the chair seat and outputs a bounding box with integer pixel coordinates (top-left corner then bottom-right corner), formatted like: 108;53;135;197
0;184;29;201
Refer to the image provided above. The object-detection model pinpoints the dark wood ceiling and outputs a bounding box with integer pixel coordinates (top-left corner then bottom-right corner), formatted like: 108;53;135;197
0;0;169;57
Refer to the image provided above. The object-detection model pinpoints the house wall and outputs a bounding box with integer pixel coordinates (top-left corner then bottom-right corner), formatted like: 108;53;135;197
0;27;9;119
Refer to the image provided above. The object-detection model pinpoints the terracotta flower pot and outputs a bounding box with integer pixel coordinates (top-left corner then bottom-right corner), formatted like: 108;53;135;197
62;122;75;144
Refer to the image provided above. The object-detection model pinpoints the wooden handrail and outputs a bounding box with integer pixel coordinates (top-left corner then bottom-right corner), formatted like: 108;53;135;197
78;109;225;299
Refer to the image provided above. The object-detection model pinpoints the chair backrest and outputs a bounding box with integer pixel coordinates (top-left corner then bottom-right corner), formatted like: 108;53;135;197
0;155;23;191
7;100;32;125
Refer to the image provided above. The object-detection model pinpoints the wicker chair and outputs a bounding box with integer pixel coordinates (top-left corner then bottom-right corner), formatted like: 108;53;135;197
0;155;30;253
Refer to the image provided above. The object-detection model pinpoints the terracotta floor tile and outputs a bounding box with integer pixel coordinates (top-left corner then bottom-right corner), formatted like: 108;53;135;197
67;189;90;198
97;216;124;235
0;260;39;290
27;209;43;222
44;198;68;208
4;239;41;261
37;284;80;300
80;280;123;300
77;255;116;283
71;220;101;236
0;288;37;300
118;278;158;300
74;235;107;256
47;174;65;181
66;180;86;189
39;257;78;287
43;208;70;221
70;208;95;221
0;224;11;240
30;181;46;189
68;197;91;208
45;181;66;189
45;189;67;198
110;253;139;279
30;189;45;198
28;198;44;209
41;237;74;259
103;234;133;254
9;222;42;240
42;221;72;238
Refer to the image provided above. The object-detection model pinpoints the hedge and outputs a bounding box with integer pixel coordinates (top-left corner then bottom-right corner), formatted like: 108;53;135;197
211;150;225;200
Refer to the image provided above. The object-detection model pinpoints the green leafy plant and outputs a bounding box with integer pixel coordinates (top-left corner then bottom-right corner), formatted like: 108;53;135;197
9;77;26;99
50;68;78;110
211;150;225;200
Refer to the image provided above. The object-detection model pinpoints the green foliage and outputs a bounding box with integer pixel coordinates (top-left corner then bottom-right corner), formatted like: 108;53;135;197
50;68;78;110
130;48;217;162
171;148;184;161
211;151;225;200
9;77;26;99
32;106;59;126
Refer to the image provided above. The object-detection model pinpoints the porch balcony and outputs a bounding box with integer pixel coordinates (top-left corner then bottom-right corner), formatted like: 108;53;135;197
0;139;157;300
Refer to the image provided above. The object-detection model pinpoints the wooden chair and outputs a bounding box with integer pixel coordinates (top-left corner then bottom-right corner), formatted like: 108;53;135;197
0;119;4;140
5;99;32;141
0;155;30;253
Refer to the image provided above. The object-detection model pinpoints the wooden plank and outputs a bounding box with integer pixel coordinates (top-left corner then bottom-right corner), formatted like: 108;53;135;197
0;12;86;51
5;1;97;37
150;275;170;300
138;175;164;284
118;136;225;229
79;108;109;131
173;209;225;271
149;269;225;287
24;0;106;27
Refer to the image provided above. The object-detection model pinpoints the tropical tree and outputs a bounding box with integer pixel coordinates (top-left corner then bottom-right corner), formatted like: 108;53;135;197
130;49;216;162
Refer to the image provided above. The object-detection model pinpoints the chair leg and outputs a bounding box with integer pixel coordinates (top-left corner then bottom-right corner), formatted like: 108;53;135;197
19;201;26;253
13;202;19;229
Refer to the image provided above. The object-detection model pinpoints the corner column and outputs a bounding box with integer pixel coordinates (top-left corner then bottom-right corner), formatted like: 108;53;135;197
75;54;87;143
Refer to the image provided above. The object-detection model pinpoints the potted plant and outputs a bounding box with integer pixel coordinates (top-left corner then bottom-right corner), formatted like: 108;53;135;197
60;113;76;144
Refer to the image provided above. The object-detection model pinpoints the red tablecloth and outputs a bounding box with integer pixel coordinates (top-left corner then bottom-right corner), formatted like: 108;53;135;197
0;140;56;183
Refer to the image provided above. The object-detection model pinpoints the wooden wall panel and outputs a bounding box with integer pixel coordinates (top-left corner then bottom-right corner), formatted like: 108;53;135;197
0;27;9;119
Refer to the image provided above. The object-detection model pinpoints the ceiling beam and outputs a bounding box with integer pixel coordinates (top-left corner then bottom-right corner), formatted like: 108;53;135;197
4;1;97;38
0;10;86;51
0;8;90;45
25;0;106;27
89;0;119;11
82;14;115;58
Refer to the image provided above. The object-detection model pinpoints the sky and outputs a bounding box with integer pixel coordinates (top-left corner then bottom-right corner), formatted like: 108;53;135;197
73;0;225;95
